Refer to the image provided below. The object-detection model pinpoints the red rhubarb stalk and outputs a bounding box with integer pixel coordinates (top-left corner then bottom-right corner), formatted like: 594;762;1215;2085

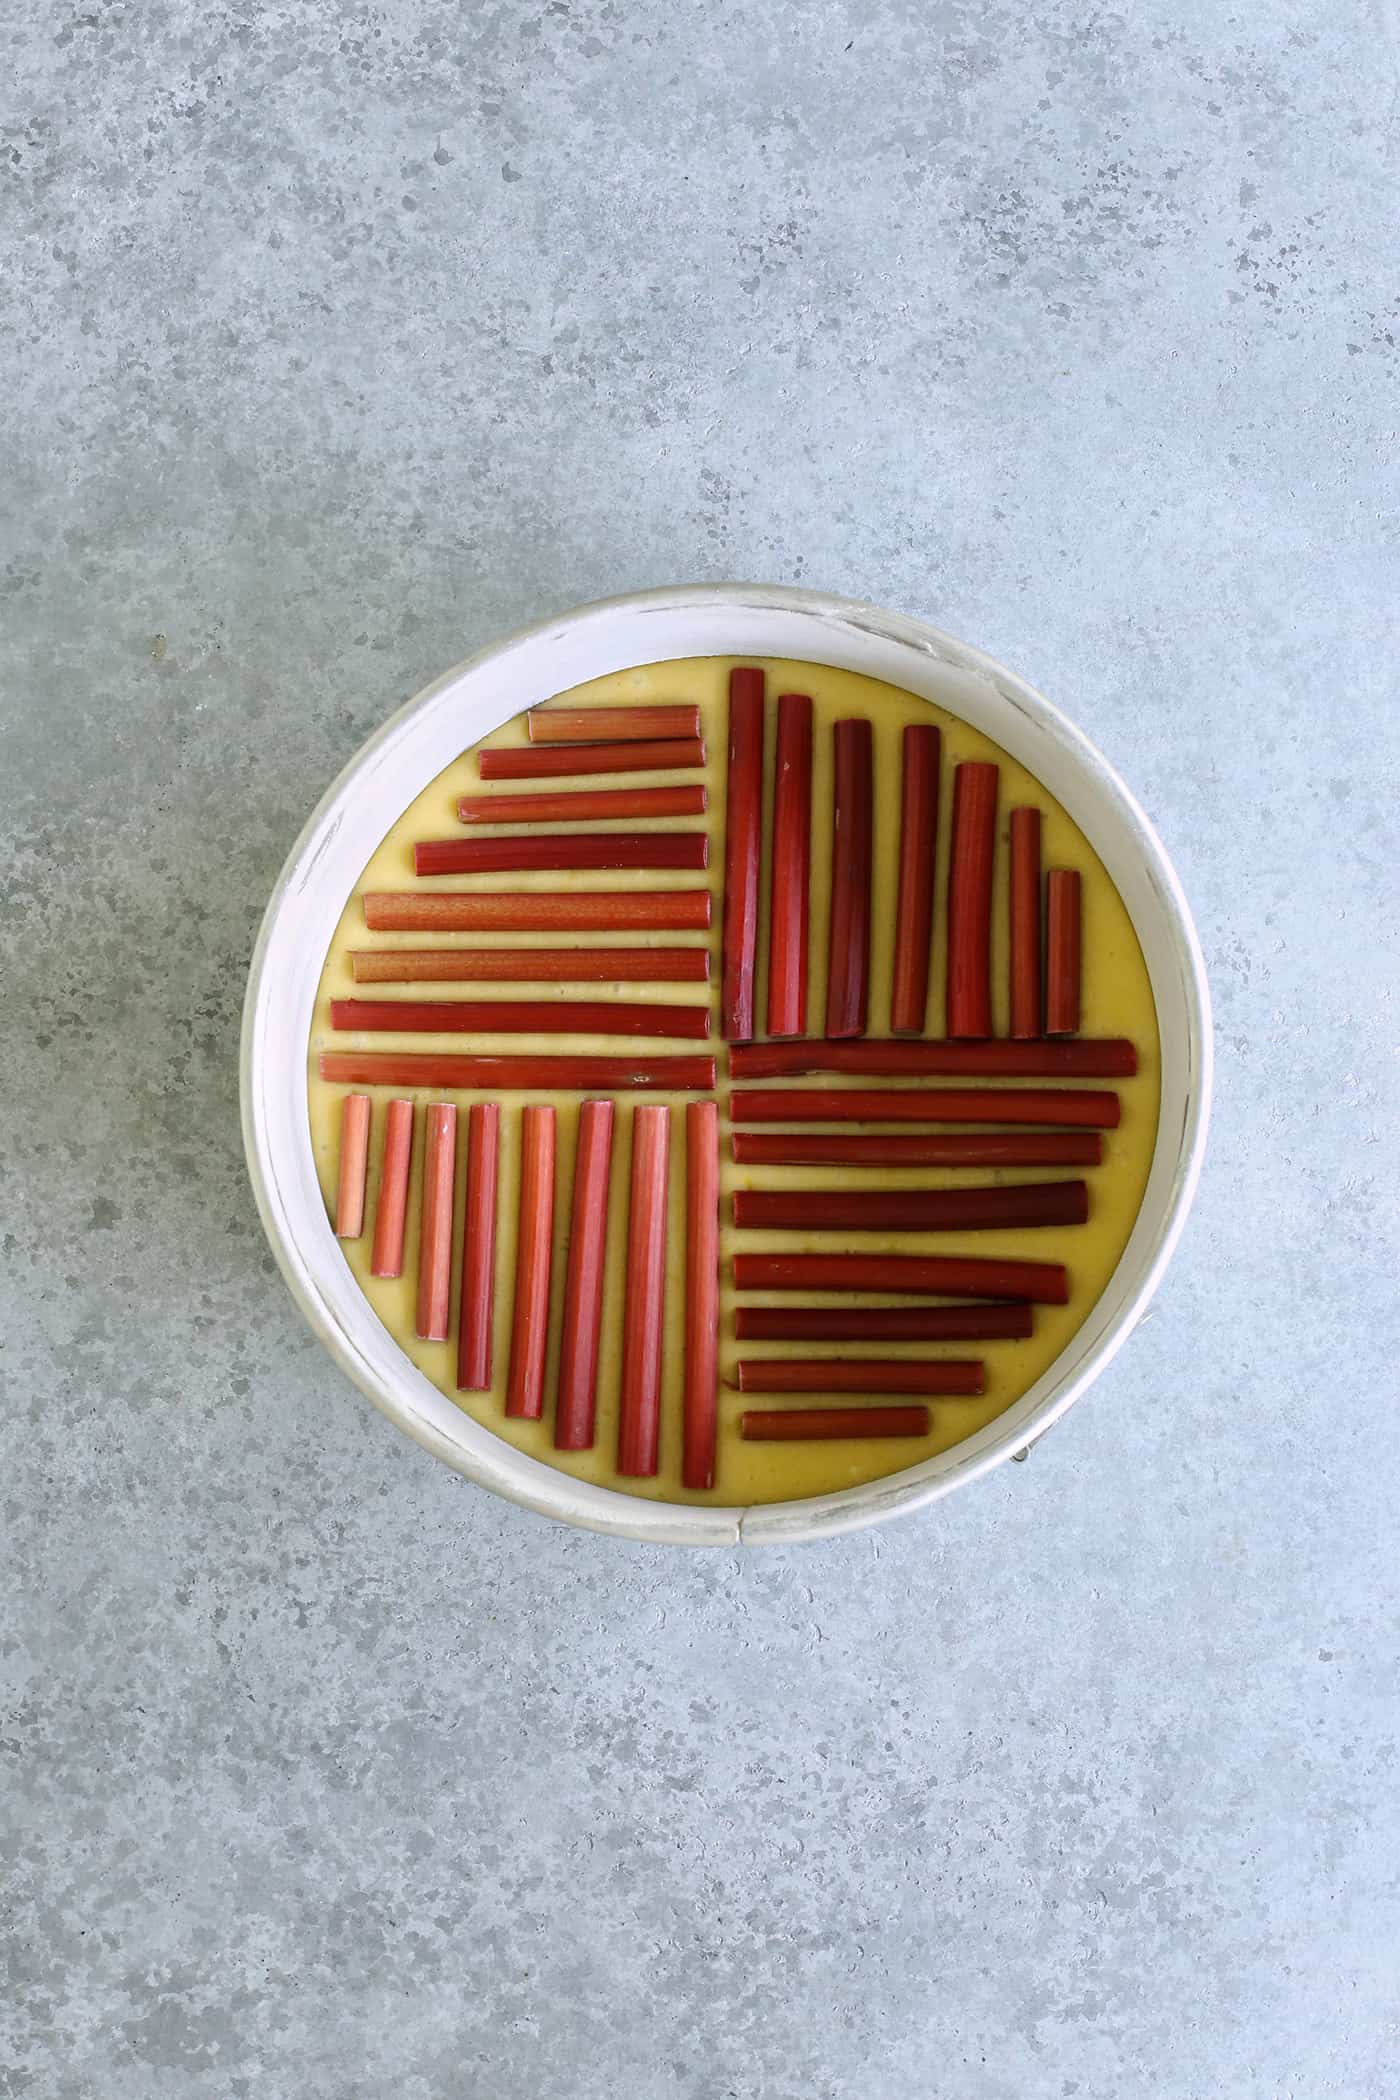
721;667;764;1042
730;1130;1103;1167
732;1181;1088;1233
890;724;941;1034
505;1105;555;1419
351;947;710;984
734;1359;984;1396
728;1087;1119;1128
617;1105;671;1476
527;703;702;744
732;1253;1069;1302
331;998;710;1040
364;891;711;934
1045;869;1082;1035
321;1051;716;1091
370;1099;414;1277
945;761;999;1037
734;1303;1033;1343
741;1407;930;1441
729;1037;1136;1078
415;1103;457;1341
1009;806;1043;1040
413;832;708;876
682;1100;720;1491
766;692;812;1038
457;784;707;825
825;717;874;1038
553;1100;616;1449
477;738;705;780
334;1093;371;1238
456;1102;500;1391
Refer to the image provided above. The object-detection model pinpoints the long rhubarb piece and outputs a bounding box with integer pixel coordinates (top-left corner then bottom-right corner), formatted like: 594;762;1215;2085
735;1359;984;1396
527;703;701;744
683;1100;720;1491
735;1303;1033;1343
331;998;710;1040
414;832;708;876
456;1103;500;1391
617;1105;671;1476
1046;869;1082;1035
945;761;999;1038
352;947;710;984
721;667;764;1042
741;1407;930;1441
370;1098;414;1277
891;724;941;1034
731;1130;1103;1168
554;1100;615;1449
825;717;874;1038
321;1051;716;1091
729;1087;1119;1128
364;891;711;934
505;1105;555;1419
733;1253;1069;1303
478;738;705;780
730;1038;1136;1078
1009;807;1043;1040
732;1181;1088;1233
766;692;812;1038
415;1103;457;1341
457;784;707;825
334;1094;371;1238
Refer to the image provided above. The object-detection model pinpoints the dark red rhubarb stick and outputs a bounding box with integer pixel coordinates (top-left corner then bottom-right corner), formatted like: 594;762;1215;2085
729;1087;1119;1128
683;1100;720;1491
735;1359;984;1396
825;718;874;1038
733;1253;1069;1302
731;1130;1103;1168
505;1105;555;1419
331;998;710;1040
741;1407;930;1441
415;1103;457;1341
729;1037;1136;1078
732;1181;1088;1233
352;947;710;984
478;738;706;780
1009;806;1043;1040
413;833;708;876
456;1102;500;1391
457;784;707;825
721;667;764;1042
766;692;812;1038
370;1099;414;1277
553;1100;615;1449
946;761;999;1038
364;891;711;934
735;1303;1033;1343
617;1105;671;1476
527;703;702;744
321;1051;716;1091
1046;870;1082;1035
334;1094;371;1238
891;724;941;1034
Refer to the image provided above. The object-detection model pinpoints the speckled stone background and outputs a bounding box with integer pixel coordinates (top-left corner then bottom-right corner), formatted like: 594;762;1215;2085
4;2;1398;2093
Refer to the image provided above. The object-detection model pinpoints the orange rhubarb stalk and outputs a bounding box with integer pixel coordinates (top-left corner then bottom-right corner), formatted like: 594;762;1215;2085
415;1103;457;1341
334;1094;371;1238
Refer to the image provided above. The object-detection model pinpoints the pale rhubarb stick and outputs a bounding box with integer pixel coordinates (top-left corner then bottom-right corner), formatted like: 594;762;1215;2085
945;761;999;1038
683;1100;720;1491
766;692;812;1038
554;1100;616;1450
729;1037;1136;1078
825;718;874;1038
457;784;707;825
732;1181;1088;1233
732;1253;1069;1302
617;1105;671;1476
370;1099;414;1277
741;1407;930;1441
456;1103;500;1392
1046;869;1082;1035
734;1359;984;1396
352;947;710;984
331;998;710;1040
1009;807;1043;1040
334;1094;371;1238
722;667;764;1042
730;1130;1103;1168
728;1086;1119;1128
734;1303;1033;1343
890;724;941;1034
321;1051;716;1091
415;1103;457;1341
527;703;701;744
478;738;705;780
505;1105;556;1419
364;891;711;934
413;833;708;876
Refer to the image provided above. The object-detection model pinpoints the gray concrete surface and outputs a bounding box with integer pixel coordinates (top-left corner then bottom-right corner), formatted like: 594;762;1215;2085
4;1;1398;2093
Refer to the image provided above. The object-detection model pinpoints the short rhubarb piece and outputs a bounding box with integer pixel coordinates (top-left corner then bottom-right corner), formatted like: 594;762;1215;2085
363;890;711;933
682;1101;720;1491
334;1094;371;1238
413;832;708;876
734;1360;984;1396
527;703;702;744
890;724;941;1034
477;738;705;780
731;1181;1088;1233
456;1103;500;1392
370;1099;414;1278
945;761;999;1038
732;1253;1069;1303
825;718;874;1038
505;1105;556;1420
554;1100;616;1450
1046;869;1082;1035
415;1103;457;1341
727;1086;1119;1128
721;667;764;1042
1009;806;1043;1040
617;1105;671;1476
351;947;710;984
457;784;707;825
730;1131;1103;1168
766;692;812;1038
740;1407;930;1441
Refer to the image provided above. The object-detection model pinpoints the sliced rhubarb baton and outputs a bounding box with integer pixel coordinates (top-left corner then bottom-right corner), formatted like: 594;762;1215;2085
766;692;812;1038
731;1181;1088;1233
363;891;711;933
825;717;874;1038
331;998;710;1040
682;1100;720;1491
505;1105;556;1419
477;738;705;780
740;1407;930;1441
1046;869;1082;1036
734;1303;1033;1343
457;784;707;825
334;1094;371;1238
370;1099;414;1277
728;1038;1136;1079
554;1100;616;1450
728;1087;1119;1128
617;1105;671;1476
415;1103;457;1341
413;833;708;876
1009;807;1043;1040
732;1252;1069;1302
351;947;710;984
721;667;764;1042
320;1051;716;1091
456;1103;500;1392
890;724;941;1034
527;703;702;744
734;1359;984;1396
730;1130;1103;1168
945;761;999;1038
